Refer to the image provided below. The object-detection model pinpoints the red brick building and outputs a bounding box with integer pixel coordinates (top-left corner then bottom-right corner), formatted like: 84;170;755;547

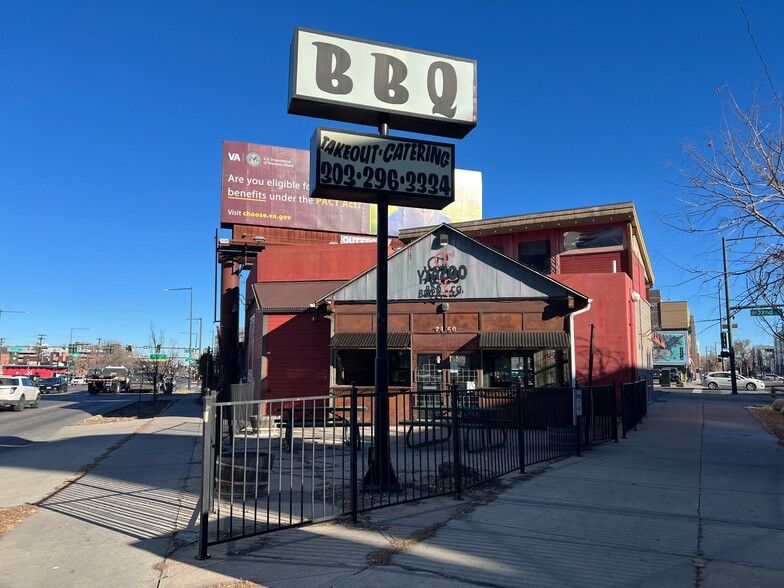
244;202;654;399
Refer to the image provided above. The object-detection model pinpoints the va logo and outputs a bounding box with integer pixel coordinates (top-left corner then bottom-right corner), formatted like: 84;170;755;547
228;153;241;162
246;152;261;166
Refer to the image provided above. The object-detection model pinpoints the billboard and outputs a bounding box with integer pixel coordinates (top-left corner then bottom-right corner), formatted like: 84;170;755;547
221;141;481;236
652;331;688;365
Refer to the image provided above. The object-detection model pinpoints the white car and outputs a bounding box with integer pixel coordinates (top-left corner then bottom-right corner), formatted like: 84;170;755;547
70;376;86;385
701;371;766;391
0;376;41;411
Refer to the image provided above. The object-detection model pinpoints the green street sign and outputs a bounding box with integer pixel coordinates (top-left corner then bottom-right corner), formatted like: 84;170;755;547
150;353;168;360
9;347;24;352
750;308;782;316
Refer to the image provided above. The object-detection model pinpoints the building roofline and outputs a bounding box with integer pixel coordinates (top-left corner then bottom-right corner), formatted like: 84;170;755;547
398;201;655;284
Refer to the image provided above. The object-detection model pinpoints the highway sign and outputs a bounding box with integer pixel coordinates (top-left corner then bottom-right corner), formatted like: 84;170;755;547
750;308;782;316
150;353;168;361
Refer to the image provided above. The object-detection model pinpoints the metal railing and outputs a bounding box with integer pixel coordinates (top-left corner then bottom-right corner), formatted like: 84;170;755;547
198;384;622;557
621;379;648;436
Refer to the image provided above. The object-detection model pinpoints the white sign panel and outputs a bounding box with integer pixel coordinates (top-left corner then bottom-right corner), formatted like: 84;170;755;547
290;28;477;139
310;127;455;209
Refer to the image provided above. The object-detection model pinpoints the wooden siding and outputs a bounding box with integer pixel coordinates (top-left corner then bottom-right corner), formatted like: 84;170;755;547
559;251;624;274
262;314;331;399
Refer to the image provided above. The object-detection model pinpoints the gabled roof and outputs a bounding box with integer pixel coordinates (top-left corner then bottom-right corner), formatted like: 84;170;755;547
398;202;654;284
252;280;346;312
316;224;589;308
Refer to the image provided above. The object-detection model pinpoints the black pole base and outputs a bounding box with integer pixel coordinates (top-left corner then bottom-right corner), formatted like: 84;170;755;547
362;454;400;492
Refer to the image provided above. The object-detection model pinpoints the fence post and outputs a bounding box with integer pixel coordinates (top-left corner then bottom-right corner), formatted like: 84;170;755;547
451;383;462;499
197;392;215;560
350;383;358;523
612;380;619;443
574;388;582;457
620;383;627;439
516;384;525;473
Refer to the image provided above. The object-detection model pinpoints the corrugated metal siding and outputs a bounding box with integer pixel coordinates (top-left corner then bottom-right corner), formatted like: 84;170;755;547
263;314;330;398
329;332;411;349
252;281;345;311
559;251;623;274
479;331;570;349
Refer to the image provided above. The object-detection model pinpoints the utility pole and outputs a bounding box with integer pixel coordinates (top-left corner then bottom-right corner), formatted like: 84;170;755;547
722;237;738;394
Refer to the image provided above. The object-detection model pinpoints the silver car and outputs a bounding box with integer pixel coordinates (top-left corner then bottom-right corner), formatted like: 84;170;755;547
701;371;766;391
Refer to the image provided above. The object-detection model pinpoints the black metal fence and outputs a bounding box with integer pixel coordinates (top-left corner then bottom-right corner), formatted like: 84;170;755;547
620;379;647;436
198;383;625;557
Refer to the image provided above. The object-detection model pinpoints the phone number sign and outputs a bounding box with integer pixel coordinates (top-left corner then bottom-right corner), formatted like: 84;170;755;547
310;127;454;209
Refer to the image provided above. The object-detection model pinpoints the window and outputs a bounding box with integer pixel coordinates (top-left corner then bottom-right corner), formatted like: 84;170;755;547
334;350;411;386
518;240;551;274
448;353;478;384
490;243;504;255
482;352;534;387
563;227;623;251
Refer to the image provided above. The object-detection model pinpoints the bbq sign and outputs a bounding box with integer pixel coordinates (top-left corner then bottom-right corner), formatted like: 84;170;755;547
311;127;455;208
289;28;477;139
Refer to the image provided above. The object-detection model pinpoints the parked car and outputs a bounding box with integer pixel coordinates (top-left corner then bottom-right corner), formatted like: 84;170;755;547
38;377;68;393
70;376;86;385
701;372;765;391
652;367;681;385
0;376;41;411
759;374;781;381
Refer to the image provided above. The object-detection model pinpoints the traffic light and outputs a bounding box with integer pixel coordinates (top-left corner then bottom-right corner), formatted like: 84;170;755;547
125;345;133;353
716;357;722;364
720;331;727;349
155;344;161;353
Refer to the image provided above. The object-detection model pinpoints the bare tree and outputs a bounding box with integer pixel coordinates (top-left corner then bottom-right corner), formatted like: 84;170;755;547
733;337;754;375
134;326;182;401
665;86;784;338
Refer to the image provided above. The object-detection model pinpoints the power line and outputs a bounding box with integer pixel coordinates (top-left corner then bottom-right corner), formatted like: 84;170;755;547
737;0;783;108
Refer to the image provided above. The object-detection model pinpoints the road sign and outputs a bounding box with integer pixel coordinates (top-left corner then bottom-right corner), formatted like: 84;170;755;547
750;308;782;316
150;353;168;361
8;347;24;352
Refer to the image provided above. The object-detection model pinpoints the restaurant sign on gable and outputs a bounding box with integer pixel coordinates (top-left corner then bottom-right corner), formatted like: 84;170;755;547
289;28;477;139
310;127;454;208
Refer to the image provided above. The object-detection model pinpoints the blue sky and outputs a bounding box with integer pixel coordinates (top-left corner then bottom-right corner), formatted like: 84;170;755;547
1;0;782;354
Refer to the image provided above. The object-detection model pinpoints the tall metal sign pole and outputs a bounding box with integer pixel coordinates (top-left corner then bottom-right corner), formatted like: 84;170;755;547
722;237;738;394
289;27;476;490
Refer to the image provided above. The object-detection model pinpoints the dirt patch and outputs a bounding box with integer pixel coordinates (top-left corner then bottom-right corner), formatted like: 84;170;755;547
747;405;784;445
0;505;37;537
208;582;264;588
76;399;177;424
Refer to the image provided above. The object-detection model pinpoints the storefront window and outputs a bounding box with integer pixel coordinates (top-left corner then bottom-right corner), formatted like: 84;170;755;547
482;350;568;387
448;353;478;385
334;349;411;386
416;354;442;388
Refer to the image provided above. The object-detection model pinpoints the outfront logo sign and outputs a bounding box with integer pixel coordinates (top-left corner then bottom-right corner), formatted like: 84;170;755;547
289;28;477;139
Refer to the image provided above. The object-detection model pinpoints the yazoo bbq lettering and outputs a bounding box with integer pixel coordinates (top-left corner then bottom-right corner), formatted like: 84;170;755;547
318;134;451;168
417;251;468;299
313;42;458;118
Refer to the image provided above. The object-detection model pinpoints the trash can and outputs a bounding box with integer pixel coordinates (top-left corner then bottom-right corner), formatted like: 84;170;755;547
661;369;671;387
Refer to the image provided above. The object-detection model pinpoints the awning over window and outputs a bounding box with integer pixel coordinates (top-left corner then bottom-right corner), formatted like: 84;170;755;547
479;331;570;350
329;332;412;349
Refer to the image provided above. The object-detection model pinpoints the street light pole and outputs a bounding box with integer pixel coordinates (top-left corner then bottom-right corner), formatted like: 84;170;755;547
68;327;89;382
165;287;193;390
722;237;738;394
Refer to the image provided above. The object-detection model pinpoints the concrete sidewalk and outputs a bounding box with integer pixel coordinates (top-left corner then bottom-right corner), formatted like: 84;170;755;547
161;392;784;588
1;391;782;587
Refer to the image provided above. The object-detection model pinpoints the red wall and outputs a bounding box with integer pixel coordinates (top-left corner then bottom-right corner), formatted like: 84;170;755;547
261;313;331;400
558;272;635;387
257;243;382;282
